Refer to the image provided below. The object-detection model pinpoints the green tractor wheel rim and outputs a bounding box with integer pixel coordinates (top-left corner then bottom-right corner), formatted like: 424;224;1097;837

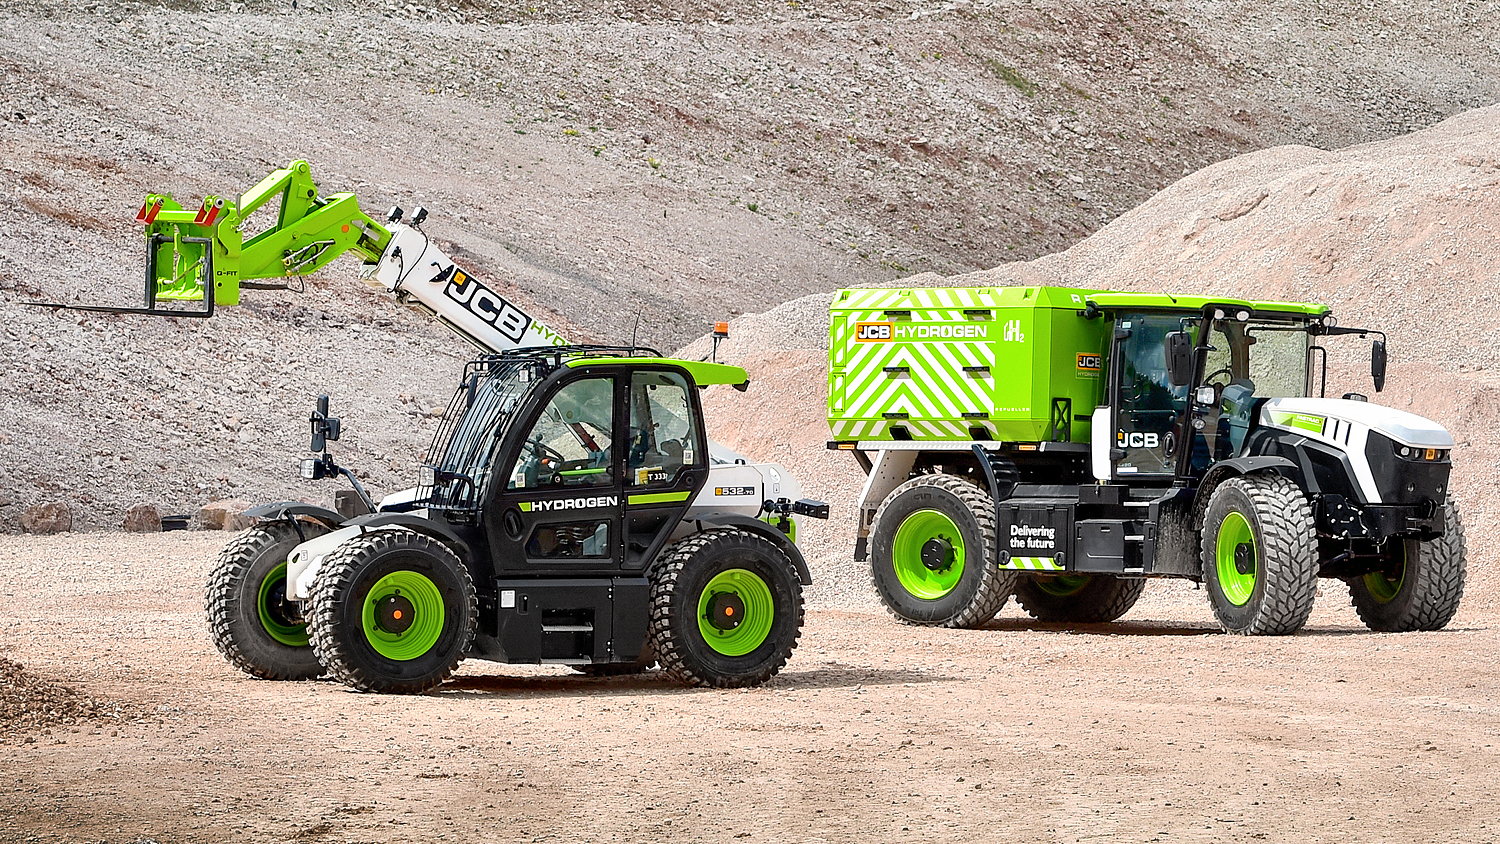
1363;545;1407;604
1215;511;1258;607
361;570;446;661
697;569;776;657
257;562;309;647
1033;574;1092;598
891;510;967;600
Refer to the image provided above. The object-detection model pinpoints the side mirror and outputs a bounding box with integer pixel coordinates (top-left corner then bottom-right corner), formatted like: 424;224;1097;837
1164;331;1194;387
310;394;341;452
1372;339;1387;393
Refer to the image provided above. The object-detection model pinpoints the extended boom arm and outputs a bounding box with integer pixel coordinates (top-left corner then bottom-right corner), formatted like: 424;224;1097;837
32;160;566;353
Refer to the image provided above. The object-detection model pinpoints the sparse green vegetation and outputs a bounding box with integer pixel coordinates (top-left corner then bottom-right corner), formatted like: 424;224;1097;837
984;59;1038;97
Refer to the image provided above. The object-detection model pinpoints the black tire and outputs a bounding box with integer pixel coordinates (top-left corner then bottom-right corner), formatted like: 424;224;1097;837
649;528;804;688
869;474;1013;628
571;643;657;676
1200;474;1318;635
307;529;476;694
1013;575;1145;623
1348;503;1466;632
206;520;330;680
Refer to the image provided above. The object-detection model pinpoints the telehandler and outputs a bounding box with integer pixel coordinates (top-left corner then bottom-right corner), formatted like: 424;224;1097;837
827;287;1463;635
39;161;826;691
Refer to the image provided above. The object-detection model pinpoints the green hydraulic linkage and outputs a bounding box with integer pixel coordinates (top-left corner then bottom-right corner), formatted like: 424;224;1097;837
31;160;392;317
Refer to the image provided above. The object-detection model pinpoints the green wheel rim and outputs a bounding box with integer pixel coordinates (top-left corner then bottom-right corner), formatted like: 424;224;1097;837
891;510;966;600
697;569;776;657
257;562;309;647
361;570;446;661
1363;545;1407;604
1215;511;1258;607
1033;574;1091;598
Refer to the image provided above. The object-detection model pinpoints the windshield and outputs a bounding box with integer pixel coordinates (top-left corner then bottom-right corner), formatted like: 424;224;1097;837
421;357;546;509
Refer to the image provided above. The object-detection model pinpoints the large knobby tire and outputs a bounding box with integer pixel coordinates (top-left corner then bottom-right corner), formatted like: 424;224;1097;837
1348;503;1466;632
649;528;804;688
1013;574;1146;623
206;520;331;680
1200;474;1319;635
307;529;476;694
869;474;1013;628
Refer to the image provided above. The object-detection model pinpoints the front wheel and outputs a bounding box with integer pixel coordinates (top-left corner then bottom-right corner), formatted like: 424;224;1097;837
307;529;476;694
649;528;804;688
1200;474;1318;635
206;520;331;680
1013;574;1145;623
1348;503;1466;632
868;474;1013;628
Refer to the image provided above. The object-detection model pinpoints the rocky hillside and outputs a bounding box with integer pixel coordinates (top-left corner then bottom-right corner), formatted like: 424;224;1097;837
0;0;1496;534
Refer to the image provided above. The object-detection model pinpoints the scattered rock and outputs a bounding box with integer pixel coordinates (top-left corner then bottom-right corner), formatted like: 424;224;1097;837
197;499;254;531
122;503;163;533
20;502;72;534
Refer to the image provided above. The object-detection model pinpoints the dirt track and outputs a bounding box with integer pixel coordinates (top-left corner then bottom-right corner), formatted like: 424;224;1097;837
3;532;1498;843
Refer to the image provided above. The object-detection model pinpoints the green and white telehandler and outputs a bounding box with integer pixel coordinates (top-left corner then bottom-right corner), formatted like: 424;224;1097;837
827;287;1464;635
39;161;826;692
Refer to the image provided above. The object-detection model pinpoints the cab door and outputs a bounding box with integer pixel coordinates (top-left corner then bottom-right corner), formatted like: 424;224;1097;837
1110;313;1190;477
488;372;626;575
620;367;710;571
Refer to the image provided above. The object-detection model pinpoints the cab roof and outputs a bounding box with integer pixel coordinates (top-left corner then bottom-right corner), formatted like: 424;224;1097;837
1083;292;1330;317
564;356;750;388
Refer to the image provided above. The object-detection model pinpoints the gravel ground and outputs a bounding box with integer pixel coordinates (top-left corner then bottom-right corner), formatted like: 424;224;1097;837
3;531;1499;843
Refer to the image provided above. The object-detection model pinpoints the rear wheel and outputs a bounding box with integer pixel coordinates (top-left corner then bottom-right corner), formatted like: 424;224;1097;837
1348;503;1466;632
1014;574;1145;623
649;528;803;688
869;474;1012;628
307;529;476;694
206;520;330;680
1200;474;1318;635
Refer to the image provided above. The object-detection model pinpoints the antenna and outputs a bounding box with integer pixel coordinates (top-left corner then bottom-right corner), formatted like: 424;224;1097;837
629;312;642;350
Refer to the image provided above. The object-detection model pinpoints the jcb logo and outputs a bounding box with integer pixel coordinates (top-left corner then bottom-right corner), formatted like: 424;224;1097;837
1117;431;1161;449
855;322;893;342
1076;353;1101;371
443;267;533;344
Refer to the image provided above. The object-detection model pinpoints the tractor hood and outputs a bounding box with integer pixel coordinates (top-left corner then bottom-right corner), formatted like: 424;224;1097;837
1259;397;1454;449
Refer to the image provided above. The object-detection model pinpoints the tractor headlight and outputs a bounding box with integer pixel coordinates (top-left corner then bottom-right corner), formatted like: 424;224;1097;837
419;465;438;487
300;458;319;480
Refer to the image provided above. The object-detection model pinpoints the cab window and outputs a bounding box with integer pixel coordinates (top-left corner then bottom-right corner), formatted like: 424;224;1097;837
508;376;615;489
627;371;702;487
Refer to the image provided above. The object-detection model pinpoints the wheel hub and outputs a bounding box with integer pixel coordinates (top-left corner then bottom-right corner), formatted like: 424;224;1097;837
920;537;955;572
1233;543;1255;576
375;592;416;635
705;591;746;631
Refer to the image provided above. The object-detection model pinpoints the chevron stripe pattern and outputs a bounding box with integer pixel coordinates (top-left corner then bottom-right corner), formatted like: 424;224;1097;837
1000;556;1063;571
829;288;1037;441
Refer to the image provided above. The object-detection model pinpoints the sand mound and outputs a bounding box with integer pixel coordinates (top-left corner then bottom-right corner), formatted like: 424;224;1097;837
686;103;1500;611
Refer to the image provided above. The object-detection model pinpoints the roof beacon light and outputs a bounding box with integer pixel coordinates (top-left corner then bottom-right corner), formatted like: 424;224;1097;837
711;320;730;363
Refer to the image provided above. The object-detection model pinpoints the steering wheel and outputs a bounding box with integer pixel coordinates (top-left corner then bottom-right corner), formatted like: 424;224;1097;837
1202;366;1235;387
528;439;567;463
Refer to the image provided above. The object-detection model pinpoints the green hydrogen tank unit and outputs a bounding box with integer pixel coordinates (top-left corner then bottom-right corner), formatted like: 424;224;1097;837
827;286;1464;636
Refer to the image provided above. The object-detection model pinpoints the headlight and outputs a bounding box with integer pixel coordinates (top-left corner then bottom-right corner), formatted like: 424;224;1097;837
300;458;319;480
419;465;437;487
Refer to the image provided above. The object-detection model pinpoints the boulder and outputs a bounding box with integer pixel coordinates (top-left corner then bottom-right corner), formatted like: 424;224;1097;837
197;499;254;531
20;502;72;534
122;504;163;533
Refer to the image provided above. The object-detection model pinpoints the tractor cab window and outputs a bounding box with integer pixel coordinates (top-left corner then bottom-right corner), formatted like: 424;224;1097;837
507;376;615;489
627;371;702;487
1115;313;1192;476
